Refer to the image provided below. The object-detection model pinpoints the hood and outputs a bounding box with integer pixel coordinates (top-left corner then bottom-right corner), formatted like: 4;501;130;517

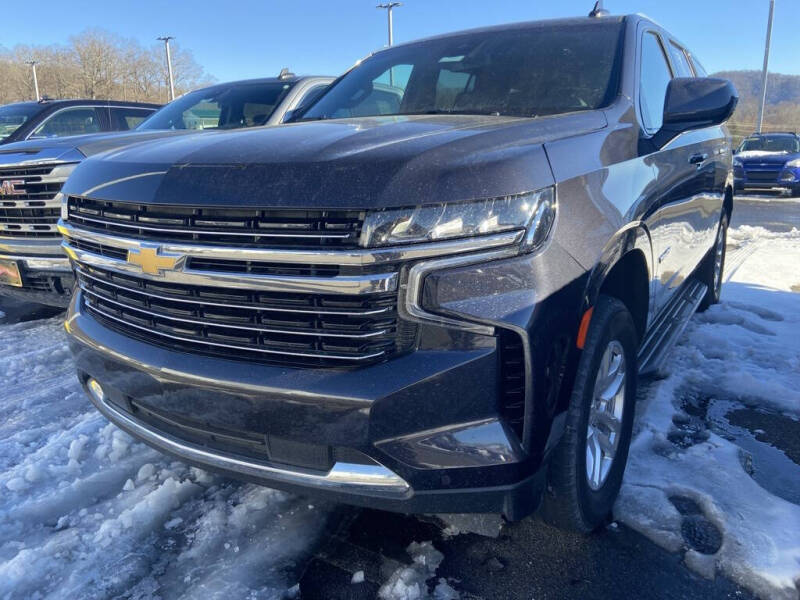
0;130;197;168
64;112;606;209
736;150;800;165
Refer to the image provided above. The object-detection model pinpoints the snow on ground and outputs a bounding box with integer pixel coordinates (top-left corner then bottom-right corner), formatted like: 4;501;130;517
0;318;333;599
616;225;800;600
1;223;798;600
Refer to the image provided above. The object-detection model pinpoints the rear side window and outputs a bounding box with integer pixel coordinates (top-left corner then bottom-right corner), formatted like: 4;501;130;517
30;107;102;139
668;42;694;77
111;107;154;130
639;32;673;134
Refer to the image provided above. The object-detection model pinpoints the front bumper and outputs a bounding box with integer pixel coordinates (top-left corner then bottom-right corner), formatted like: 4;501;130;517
67;289;549;518
0;237;74;307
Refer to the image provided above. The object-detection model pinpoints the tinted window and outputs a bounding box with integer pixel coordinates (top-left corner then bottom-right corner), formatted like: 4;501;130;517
31;107;102;139
138;82;295;131
294;84;330;112
112;107;154;130
639;32;673;133
739;135;800;153
302;22;624;120
668;42;694;77
0;104;44;141
690;56;708;77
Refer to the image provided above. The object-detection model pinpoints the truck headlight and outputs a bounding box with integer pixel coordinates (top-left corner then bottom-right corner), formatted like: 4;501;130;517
359;187;555;251
786;158;800;168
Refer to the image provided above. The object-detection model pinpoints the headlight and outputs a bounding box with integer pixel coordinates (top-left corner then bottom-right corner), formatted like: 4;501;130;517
359;187;555;251
733;157;742;167
786;158;800;168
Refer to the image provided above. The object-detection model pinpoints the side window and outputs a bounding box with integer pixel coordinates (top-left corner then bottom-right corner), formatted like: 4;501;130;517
331;64;411;118
111;108;154;131
31;107;102;139
435;68;474;111
668;42;694;77
639;32;673;134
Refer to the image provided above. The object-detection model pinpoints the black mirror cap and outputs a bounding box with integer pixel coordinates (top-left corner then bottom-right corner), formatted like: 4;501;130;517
653;77;738;148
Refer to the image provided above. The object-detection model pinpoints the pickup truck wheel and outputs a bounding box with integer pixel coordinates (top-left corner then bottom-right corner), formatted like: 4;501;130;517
698;212;728;312
541;296;637;533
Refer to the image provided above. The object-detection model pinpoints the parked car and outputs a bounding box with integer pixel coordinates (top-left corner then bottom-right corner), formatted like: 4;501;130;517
60;14;736;532
0;74;333;307
0;99;160;145
733;132;800;196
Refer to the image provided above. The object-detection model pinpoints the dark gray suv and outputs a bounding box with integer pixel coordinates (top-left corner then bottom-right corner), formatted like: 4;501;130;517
61;14;736;532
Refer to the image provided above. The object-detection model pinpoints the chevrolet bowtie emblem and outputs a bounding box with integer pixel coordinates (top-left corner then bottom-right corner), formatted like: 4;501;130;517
0;180;24;196
127;244;182;276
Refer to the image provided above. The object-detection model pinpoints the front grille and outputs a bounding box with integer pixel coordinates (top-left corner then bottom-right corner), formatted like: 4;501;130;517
75;263;411;368
67;196;365;248
744;169;782;182
0;164;65;238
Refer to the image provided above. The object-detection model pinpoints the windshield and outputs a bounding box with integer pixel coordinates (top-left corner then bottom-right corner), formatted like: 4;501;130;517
0;104;44;141
301;21;624;121
137;82;296;131
738;135;800;154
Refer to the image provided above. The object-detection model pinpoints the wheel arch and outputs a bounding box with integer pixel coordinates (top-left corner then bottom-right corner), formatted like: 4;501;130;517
581;224;653;343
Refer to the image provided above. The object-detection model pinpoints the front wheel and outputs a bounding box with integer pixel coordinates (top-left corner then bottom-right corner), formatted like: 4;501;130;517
541;295;638;533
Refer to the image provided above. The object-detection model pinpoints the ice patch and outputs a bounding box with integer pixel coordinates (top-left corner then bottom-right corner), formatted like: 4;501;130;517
378;541;455;600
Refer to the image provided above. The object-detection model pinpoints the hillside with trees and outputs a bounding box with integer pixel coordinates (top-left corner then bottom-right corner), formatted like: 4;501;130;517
0;29;214;106
713;70;800;144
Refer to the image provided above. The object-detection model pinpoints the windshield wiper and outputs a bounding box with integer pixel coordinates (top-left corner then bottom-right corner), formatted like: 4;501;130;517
393;109;503;117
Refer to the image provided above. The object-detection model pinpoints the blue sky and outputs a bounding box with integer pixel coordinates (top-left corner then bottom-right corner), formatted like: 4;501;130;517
3;1;796;81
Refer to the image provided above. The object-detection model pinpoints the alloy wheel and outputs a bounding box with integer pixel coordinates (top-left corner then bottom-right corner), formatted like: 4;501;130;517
586;340;627;490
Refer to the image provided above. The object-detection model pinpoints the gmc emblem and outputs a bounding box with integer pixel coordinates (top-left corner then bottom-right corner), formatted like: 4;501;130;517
0;180;24;196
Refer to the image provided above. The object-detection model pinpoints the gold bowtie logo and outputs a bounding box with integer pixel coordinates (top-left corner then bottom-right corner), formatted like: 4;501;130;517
127;245;181;276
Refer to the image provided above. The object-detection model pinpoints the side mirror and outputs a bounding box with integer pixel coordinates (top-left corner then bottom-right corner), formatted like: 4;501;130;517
653;77;738;148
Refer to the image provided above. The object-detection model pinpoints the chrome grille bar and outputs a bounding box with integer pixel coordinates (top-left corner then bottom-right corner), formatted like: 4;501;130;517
85;300;388;362
64;242;399;295
59;221;523;266
75;266;392;316
79;284;391;339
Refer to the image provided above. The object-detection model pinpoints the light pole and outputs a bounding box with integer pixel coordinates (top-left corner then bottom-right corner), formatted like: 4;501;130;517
376;3;401;86
157;36;176;102
376;2;402;47
756;0;775;133
27;61;40;101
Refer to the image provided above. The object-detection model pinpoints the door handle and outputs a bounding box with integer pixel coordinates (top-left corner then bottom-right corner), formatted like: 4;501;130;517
689;153;708;165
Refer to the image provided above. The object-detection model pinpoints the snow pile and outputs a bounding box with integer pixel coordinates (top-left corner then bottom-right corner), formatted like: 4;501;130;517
616;225;800;600
0;316;331;599
378;541;459;600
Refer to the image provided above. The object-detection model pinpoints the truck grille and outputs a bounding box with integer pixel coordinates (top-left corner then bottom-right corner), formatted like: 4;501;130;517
0;165;66;238
75;263;411;368
67;196;365;248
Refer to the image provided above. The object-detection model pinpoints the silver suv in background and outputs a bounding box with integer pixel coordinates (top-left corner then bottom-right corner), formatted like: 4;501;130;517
0;73;333;307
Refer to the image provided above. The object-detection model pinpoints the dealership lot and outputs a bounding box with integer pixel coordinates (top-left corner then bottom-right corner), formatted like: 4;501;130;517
1;197;798;600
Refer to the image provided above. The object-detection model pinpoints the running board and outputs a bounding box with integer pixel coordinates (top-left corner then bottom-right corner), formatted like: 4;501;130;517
638;278;707;376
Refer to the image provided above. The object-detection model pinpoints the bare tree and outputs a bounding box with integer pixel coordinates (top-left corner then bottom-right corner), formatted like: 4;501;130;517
0;29;213;105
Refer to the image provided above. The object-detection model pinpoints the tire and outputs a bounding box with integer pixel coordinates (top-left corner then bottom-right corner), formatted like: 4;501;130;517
541;295;638;533
697;212;728;312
